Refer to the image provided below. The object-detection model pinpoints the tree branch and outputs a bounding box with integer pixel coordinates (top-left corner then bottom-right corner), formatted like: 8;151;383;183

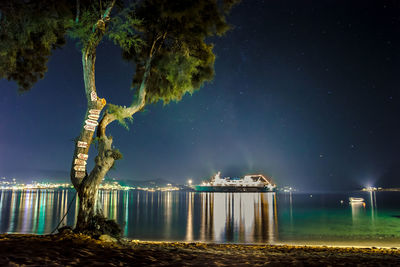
149;31;167;59
90;30;168;186
71;0;116;189
97;30;169;137
75;0;80;23
85;136;120;187
98;56;151;137
82;0;116;102
101;0;115;21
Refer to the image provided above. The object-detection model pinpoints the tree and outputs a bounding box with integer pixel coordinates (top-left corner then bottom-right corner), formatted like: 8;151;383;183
0;0;238;237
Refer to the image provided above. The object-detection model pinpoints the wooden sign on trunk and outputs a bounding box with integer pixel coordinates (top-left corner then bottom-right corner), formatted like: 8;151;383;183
85;119;99;127
75;171;85;179
84;124;96;132
89;109;101;115
77;141;88;148
88;114;100;120
74;165;86;172
74;158;87;165
90;91;97;101
77;153;88;160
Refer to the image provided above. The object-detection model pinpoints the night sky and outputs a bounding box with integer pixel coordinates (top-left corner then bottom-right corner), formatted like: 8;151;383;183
1;0;400;191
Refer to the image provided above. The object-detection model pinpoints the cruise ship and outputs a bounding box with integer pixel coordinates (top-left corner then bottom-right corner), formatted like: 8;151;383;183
194;172;276;192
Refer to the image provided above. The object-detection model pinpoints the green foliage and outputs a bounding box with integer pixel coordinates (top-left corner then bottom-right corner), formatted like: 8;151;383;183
66;8;99;47
0;1;70;91
0;0;143;91
126;0;237;105
107;6;143;54
66;1;143;53
107;104;133;129
145;49;204;104
0;0;238;104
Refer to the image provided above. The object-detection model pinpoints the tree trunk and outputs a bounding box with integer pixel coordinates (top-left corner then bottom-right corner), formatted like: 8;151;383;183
69;1;121;236
70;44;122;235
75;183;100;231
73;134;122;235
66;0;151;237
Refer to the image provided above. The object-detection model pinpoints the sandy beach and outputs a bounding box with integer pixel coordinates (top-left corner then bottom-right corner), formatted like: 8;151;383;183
0;233;399;266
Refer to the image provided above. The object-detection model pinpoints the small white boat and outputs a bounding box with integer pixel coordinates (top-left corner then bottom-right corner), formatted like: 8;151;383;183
349;197;364;203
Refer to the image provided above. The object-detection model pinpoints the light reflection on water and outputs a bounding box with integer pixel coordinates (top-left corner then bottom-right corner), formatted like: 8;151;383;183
197;193;277;243
0;190;399;245
0;190;74;234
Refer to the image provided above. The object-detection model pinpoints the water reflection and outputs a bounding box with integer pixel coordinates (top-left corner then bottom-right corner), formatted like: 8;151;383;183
368;191;377;221
0;190;278;243
198;192;278;243
164;191;172;239
1;190;398;245
350;200;366;226
0;190;74;234
185;192;193;241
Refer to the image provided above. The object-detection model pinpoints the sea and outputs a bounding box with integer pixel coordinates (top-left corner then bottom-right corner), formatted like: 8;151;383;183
0;190;399;247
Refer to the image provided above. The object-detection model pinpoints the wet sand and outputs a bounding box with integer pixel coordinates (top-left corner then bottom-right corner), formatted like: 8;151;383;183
0;233;399;266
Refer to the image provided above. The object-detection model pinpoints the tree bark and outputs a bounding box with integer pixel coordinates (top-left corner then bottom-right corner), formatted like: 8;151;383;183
74;135;121;233
69;0;121;236
69;0;156;236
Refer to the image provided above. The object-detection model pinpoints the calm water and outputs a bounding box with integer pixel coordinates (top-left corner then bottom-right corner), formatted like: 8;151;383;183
0;190;399;246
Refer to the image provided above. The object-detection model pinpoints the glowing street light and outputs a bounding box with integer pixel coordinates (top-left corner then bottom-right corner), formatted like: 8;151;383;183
188;179;192;186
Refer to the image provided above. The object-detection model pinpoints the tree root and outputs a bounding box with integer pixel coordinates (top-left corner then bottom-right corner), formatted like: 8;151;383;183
73;214;122;239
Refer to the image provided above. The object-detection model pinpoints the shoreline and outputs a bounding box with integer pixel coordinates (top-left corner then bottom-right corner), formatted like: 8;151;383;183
126;239;400;250
6;232;400;249
0;233;399;266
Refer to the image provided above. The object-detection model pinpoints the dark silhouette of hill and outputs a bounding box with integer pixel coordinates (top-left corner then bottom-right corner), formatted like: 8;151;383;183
0;168;69;182
116;178;178;187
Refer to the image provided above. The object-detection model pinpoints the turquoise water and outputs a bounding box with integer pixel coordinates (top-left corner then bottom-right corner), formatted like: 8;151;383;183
277;192;400;246
0;190;399;246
